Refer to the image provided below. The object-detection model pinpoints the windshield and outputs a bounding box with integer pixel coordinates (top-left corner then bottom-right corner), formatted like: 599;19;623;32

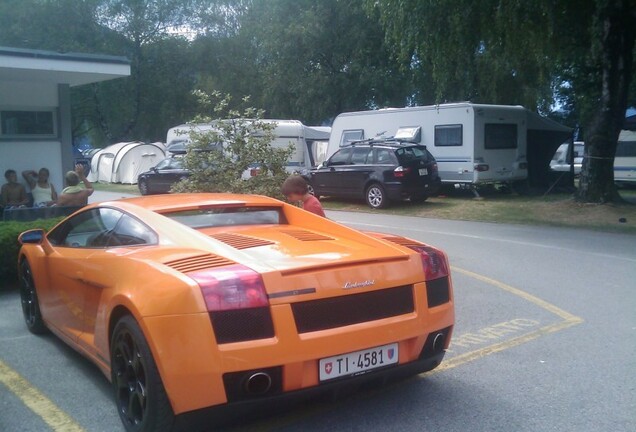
163;206;285;228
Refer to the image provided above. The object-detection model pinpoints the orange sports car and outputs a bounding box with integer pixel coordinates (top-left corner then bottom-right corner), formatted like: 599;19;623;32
17;193;454;432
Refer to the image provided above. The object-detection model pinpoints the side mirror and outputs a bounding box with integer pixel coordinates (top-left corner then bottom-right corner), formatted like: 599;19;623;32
18;229;45;245
316;162;324;169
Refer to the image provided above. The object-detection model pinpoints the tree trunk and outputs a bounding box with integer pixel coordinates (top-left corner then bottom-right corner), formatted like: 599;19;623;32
577;0;635;203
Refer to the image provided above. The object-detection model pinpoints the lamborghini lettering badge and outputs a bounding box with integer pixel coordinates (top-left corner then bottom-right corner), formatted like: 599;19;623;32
343;280;375;289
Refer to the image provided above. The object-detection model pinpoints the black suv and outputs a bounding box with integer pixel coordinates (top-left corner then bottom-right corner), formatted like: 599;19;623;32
308;140;441;208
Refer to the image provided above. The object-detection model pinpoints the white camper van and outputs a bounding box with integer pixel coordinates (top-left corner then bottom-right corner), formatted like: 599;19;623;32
165;120;330;171
615;129;636;186
328;103;570;186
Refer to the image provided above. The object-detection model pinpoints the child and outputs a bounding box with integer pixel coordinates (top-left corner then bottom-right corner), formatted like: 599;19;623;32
281;175;325;217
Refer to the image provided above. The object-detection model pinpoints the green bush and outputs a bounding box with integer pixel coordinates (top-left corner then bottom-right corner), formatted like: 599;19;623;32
172;91;294;200
0;218;63;283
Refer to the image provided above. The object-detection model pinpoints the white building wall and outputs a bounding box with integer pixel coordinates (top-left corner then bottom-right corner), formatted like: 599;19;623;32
0;81;58;106
0;141;63;193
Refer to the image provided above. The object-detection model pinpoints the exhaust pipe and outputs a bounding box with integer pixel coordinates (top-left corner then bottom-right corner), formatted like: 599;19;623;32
432;333;446;353
245;372;272;395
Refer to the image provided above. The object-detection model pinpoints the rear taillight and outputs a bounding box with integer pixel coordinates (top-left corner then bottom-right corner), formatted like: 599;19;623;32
474;163;490;172
408;245;449;280
188;264;269;311
394;166;411;177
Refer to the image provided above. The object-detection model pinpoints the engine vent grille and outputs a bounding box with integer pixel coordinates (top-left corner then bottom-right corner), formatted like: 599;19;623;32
163;254;234;273
292;285;414;333
280;229;334;242
381;236;424;248
210;233;275;249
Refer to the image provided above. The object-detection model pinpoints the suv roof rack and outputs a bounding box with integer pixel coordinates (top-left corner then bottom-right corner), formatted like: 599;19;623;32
344;138;424;148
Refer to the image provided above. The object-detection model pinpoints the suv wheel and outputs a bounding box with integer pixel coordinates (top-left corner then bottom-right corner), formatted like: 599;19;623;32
138;179;149;195
366;184;388;209
307;182;318;198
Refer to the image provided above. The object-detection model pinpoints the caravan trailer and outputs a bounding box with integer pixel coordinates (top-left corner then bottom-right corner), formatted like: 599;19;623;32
166;120;330;172
328;103;566;186
615;129;636;186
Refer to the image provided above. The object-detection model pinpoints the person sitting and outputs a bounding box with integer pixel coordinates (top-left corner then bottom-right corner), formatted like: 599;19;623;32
22;168;57;207
1;169;29;209
57;164;94;207
281;175;326;217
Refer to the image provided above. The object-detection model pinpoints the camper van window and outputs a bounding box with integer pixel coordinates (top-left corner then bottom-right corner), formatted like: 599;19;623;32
340;130;364;147
616;141;636;157
485;124;518;149
434;124;463;147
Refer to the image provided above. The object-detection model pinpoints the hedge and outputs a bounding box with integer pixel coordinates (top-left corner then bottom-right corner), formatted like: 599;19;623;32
0;218;63;284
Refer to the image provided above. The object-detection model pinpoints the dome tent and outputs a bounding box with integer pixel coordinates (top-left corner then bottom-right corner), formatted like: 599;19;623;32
88;142;165;184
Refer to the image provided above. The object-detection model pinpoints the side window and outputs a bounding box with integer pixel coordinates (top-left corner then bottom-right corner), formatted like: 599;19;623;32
374;149;397;165
616;141;636;157
328;148;353;166
169;158;184;169
339;129;364;147
485;124;518;149
109;215;158;246
435;124;463;147
350;147;372;164
48;208;122;248
154;159;171;170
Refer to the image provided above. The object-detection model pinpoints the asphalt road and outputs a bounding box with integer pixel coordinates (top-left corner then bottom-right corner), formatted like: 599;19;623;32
1;210;635;432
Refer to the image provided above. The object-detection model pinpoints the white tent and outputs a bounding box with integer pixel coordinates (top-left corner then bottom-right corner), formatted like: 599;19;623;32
88;142;165;184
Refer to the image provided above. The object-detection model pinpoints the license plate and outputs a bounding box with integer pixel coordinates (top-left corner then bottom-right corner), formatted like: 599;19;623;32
319;343;398;382
418;168;428;176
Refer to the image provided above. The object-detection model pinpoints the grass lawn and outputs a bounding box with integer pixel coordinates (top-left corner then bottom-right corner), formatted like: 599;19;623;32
322;188;636;234
92;182;141;195
90;182;636;234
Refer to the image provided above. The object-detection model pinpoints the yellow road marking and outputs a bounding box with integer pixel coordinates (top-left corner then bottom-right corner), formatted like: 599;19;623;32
0;359;85;432
451;266;581;321
428;266;583;373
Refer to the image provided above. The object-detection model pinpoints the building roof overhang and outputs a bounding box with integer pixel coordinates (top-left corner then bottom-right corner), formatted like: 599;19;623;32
0;46;130;87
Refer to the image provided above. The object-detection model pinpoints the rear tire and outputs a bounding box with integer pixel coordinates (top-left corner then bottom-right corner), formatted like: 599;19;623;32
19;260;47;334
306;182;320;199
366;183;389;209
111;315;174;432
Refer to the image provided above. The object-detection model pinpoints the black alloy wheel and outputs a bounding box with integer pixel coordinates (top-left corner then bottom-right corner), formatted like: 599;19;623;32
111;316;174;432
19;260;46;334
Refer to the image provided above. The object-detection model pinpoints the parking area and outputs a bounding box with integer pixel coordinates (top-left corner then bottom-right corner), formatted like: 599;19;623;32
1;211;634;432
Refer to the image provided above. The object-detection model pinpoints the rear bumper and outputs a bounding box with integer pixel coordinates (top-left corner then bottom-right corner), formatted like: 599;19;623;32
385;177;442;200
173;349;446;431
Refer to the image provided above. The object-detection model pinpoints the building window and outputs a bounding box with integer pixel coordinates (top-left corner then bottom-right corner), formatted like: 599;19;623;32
0;110;57;137
485;123;517;149
340;129;364;147
435;124;463;146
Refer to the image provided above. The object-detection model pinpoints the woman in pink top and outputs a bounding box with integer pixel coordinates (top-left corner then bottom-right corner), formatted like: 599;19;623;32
281;175;326;217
